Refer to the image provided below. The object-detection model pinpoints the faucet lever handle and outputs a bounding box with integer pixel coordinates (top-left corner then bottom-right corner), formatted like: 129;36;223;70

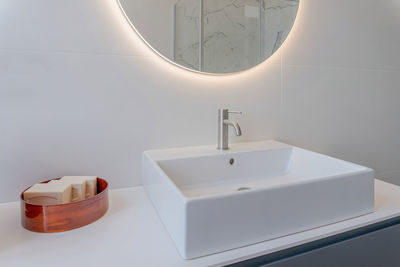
228;110;242;115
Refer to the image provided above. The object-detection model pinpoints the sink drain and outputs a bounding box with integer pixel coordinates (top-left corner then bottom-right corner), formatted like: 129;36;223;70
237;187;251;191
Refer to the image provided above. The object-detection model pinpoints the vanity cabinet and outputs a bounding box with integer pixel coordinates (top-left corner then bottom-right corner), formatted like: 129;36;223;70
231;217;400;267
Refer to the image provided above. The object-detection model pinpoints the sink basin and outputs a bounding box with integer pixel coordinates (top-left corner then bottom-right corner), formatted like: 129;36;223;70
142;140;374;259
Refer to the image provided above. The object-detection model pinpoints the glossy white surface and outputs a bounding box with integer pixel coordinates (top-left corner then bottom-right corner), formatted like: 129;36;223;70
0;180;398;267
143;140;374;259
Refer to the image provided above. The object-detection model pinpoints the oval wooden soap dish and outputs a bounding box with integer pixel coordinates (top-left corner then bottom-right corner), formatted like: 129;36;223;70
21;177;109;233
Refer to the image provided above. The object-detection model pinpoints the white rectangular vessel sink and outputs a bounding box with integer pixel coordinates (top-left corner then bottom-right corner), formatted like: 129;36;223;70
143;140;374;259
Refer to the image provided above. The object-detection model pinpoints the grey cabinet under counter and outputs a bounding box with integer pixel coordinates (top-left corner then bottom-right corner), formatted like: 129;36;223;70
229;216;400;267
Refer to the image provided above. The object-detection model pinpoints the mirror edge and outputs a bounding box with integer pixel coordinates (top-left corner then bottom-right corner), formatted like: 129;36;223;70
116;0;299;76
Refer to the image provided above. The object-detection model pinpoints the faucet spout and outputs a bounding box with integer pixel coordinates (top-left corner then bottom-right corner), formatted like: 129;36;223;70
223;119;242;136
217;108;243;150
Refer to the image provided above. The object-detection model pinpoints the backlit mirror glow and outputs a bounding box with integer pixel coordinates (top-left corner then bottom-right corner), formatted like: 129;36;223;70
118;0;299;74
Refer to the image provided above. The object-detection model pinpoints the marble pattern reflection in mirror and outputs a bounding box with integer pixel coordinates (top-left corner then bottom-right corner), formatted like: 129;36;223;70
118;0;299;74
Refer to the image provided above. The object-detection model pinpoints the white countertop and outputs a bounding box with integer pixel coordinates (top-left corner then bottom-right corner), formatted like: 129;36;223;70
1;179;400;267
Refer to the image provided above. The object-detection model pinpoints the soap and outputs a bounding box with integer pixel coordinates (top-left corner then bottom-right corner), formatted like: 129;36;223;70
62;176;97;198
23;182;72;205
50;179;86;202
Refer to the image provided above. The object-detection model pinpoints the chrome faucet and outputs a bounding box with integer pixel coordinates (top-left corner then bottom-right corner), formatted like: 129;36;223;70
218;108;242;150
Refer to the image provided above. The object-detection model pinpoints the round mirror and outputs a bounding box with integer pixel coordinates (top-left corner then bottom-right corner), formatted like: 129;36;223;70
118;0;299;74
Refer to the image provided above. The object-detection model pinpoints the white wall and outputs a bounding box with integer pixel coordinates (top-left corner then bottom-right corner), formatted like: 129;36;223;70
119;0;176;59
278;0;400;185
0;0;281;202
1;0;399;203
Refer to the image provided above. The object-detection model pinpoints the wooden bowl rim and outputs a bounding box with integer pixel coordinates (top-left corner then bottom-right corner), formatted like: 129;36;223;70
20;177;108;207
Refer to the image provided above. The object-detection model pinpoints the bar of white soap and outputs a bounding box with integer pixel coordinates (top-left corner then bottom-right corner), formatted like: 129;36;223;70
50;179;86;202
62;176;97;199
23;182;72;205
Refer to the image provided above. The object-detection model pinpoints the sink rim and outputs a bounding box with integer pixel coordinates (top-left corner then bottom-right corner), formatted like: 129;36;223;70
144;140;374;202
144;140;291;161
